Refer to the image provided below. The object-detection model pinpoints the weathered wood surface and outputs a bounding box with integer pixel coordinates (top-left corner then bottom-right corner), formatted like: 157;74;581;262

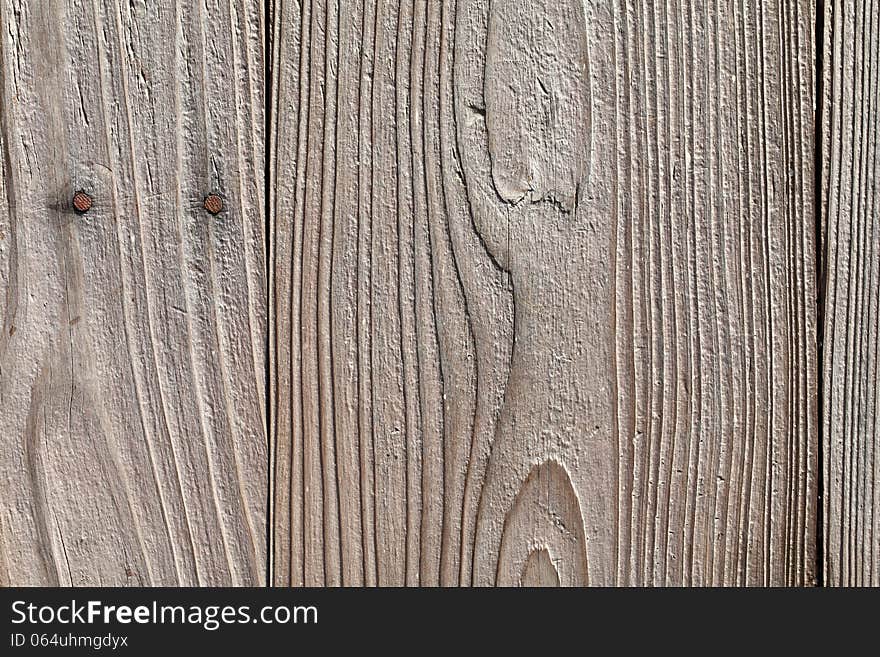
820;0;880;586
0;0;266;585
270;0;818;586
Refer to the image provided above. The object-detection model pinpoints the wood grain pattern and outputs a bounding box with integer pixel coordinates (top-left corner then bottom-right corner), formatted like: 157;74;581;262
271;0;818;586
0;0;266;586
820;0;880;586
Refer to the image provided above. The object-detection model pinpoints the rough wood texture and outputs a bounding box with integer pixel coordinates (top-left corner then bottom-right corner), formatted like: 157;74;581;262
0;0;266;585
271;0;818;586
821;0;880;586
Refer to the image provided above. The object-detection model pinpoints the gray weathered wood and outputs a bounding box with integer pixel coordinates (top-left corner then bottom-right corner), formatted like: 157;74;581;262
271;0;818;586
821;0;880;586
0;0;266;586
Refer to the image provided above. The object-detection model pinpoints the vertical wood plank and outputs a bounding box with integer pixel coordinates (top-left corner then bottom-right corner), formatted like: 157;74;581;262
821;0;880;586
0;0;266;586
271;0;818;586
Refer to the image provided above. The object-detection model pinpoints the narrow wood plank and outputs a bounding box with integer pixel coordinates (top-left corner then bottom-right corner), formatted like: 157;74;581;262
821;0;880;586
0;0;266;586
271;0;818;586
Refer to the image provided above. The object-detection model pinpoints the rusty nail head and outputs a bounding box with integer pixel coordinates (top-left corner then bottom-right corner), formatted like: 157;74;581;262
204;194;223;215
73;190;92;213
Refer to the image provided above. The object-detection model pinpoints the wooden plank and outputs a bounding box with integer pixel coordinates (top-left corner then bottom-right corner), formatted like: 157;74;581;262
270;0;818;586
0;0;266;585
821;0;880;586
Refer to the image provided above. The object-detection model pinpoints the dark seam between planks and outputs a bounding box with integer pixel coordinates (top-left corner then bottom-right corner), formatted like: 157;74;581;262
815;0;825;588
265;0;274;589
